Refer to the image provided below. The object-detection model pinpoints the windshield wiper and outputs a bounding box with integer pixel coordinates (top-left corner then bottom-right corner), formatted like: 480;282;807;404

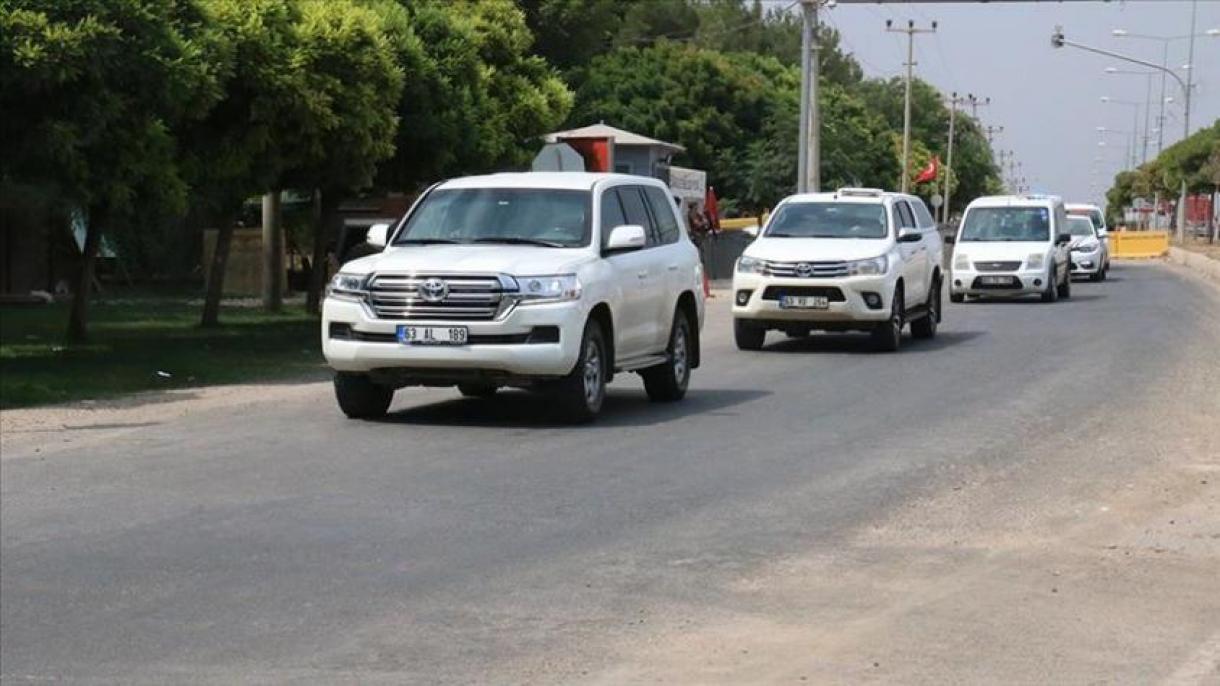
398;238;461;245
472;237;567;248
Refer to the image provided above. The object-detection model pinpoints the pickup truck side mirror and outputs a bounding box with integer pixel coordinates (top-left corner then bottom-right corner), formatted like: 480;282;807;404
897;227;922;243
1055;232;1072;245
366;223;390;249
605;224;647;253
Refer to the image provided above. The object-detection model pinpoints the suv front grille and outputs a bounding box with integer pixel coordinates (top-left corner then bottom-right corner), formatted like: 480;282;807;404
973;261;1022;272
761;286;846;302
366;273;506;321
763;260;849;278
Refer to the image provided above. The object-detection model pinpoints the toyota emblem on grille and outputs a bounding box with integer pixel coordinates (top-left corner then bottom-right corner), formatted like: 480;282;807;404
418;277;449;302
796;262;814;277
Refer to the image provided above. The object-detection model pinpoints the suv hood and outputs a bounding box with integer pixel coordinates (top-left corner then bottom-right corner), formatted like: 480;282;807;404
745;237;893;262
341;245;595;277
953;241;1049;261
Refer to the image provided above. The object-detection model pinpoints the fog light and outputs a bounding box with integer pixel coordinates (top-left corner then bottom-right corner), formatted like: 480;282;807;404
736;290;753;305
1033;279;1042;287
953;279;962;287
1081;260;1094;268
862;292;883;309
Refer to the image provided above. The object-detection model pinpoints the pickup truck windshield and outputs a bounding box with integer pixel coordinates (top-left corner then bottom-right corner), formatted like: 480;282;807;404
395;188;591;248
959;207;1050;242
765;202;887;239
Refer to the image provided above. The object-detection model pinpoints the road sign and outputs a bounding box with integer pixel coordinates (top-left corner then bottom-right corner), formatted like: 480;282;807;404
930;194;943;209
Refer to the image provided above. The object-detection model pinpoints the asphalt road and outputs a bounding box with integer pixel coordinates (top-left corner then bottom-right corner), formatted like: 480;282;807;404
3;262;1218;684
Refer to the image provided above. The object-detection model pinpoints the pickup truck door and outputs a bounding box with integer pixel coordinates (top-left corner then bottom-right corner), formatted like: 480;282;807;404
893;201;928;308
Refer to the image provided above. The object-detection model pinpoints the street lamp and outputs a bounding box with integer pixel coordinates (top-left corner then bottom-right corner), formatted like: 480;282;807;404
1100;97;1141;168
1104;67;1156;163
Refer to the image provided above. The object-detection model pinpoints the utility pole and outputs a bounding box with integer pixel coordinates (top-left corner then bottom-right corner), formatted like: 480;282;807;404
941;91;966;224
966;93;991;120
1179;0;1197;243
984;125;1004;145
797;0;822;193
886;18;937;193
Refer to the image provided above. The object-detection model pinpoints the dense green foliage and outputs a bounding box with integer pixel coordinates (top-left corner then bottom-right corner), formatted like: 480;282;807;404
1105;121;1220;225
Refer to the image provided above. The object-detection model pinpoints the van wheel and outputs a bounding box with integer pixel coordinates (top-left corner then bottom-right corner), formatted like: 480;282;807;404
910;280;939;339
643;310;692;402
871;292;903;352
1040;270;1058;303
553;319;606;423
734;320;766;350
334;373;393;419
1057;266;1072;298
950;292;965;304
458;383;498;398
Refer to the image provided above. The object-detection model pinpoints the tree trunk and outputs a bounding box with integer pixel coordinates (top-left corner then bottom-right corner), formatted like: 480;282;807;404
261;191;283;312
306;189;339;315
66;206;104;343
201;217;235;328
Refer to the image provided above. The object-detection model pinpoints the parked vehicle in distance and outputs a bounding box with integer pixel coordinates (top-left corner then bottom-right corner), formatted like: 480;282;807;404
322;172;706;423
732;187;944;352
1066;203;1110;271
1065;214;1108;281
948;195;1072;303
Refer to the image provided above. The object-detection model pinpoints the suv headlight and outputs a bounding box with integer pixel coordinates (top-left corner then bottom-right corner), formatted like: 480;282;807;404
737;255;765;274
512;274;582;304
1026;253;1045;270
953;253;970;270
845;254;889;276
327;272;368;300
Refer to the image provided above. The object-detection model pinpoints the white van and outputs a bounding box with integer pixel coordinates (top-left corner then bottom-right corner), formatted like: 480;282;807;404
948;195;1073;303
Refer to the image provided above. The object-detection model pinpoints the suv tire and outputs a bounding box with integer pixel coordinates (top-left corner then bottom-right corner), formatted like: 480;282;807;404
553;319;607;423
334;372;393;419
910;279;939;340
458;384;498;398
1057;266;1072;299
1040;269;1058;303
871;292;903;352
643;309;692;402
734;319;766;351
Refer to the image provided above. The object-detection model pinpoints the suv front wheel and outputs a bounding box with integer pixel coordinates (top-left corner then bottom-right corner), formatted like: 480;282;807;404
642;309;692;402
553;319;607;423
334;372;394;419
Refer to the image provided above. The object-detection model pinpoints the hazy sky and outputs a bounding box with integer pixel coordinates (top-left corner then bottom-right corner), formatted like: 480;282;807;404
768;0;1220;204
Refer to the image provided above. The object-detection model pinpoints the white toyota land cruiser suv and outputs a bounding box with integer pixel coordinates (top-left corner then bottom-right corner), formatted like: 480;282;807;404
948;195;1072;303
322;172;705;423
732;188;944;352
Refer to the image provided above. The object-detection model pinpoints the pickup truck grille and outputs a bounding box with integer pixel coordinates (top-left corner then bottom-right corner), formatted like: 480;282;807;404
366;273;506;321
763;260;849;278
973;261;1022;272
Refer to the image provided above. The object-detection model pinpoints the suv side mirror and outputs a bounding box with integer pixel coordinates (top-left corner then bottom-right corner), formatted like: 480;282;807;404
605;224;647;252
366;223;390;248
1055;232;1072;245
897;227;922;243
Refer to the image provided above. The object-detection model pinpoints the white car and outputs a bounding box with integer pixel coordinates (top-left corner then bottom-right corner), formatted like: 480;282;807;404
731;188;944;352
1066;203;1111;271
322;172;706;423
949;195;1072;303
1065;214;1108;281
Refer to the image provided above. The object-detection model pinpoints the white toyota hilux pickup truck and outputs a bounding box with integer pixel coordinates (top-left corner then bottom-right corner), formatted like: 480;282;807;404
322;172;705;423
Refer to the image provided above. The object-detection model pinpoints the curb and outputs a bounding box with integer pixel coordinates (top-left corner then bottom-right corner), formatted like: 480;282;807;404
1167;247;1220;284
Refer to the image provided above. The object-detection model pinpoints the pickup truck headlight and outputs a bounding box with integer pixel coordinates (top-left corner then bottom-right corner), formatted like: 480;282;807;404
326;272;368;300
1026;253;1045;270
845;254;889;276
953;253;970;270
512;274;582;304
736;255;765;274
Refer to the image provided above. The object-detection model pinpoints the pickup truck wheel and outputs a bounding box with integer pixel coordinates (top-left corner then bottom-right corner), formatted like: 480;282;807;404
554;319;606;423
910;280;939;339
734;319;766;351
1057;266;1072;298
871;293;903;352
642;310;691;402
458;383;498;398
334;372;393;419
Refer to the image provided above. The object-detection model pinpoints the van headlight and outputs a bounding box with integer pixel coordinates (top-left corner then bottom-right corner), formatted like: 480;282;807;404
326;273;368;301
511;274;582;304
736;255;765;274
845;254;889;276
953;253;970;270
1026;253;1045;270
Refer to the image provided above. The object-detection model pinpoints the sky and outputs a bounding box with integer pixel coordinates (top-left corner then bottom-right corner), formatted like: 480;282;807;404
767;0;1220;205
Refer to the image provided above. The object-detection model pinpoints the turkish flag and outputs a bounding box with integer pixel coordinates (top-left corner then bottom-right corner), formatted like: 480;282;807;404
705;186;721;233
914;156;939;184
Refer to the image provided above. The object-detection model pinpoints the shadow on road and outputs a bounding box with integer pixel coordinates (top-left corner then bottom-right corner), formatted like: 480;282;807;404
963;293;1106;305
761;329;986;355
377;387;770;428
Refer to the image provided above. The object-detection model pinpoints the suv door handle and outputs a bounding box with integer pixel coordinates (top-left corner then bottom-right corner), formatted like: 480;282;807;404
667;264;679;271
637;271;649;279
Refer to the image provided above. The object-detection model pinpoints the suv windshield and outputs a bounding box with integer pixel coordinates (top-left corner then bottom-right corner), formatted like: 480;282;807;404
1067;216;1096;237
395;188;591;248
765;202;888;239
959;206;1050;242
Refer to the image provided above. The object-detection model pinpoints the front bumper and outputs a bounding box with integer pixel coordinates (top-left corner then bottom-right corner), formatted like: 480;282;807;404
731;272;894;327
1070;251;1103;276
321;297;585;378
950;268;1048;296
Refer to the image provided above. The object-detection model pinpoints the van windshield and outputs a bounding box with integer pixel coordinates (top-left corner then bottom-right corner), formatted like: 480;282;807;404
765;202;887;239
959;207;1050;242
1067;216;1096;237
395;188;591;248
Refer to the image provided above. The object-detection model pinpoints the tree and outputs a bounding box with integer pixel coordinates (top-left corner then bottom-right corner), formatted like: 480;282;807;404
0;0;218;342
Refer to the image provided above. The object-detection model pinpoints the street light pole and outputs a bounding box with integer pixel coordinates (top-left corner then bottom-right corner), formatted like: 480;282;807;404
941;91;965;224
886;18;937;193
